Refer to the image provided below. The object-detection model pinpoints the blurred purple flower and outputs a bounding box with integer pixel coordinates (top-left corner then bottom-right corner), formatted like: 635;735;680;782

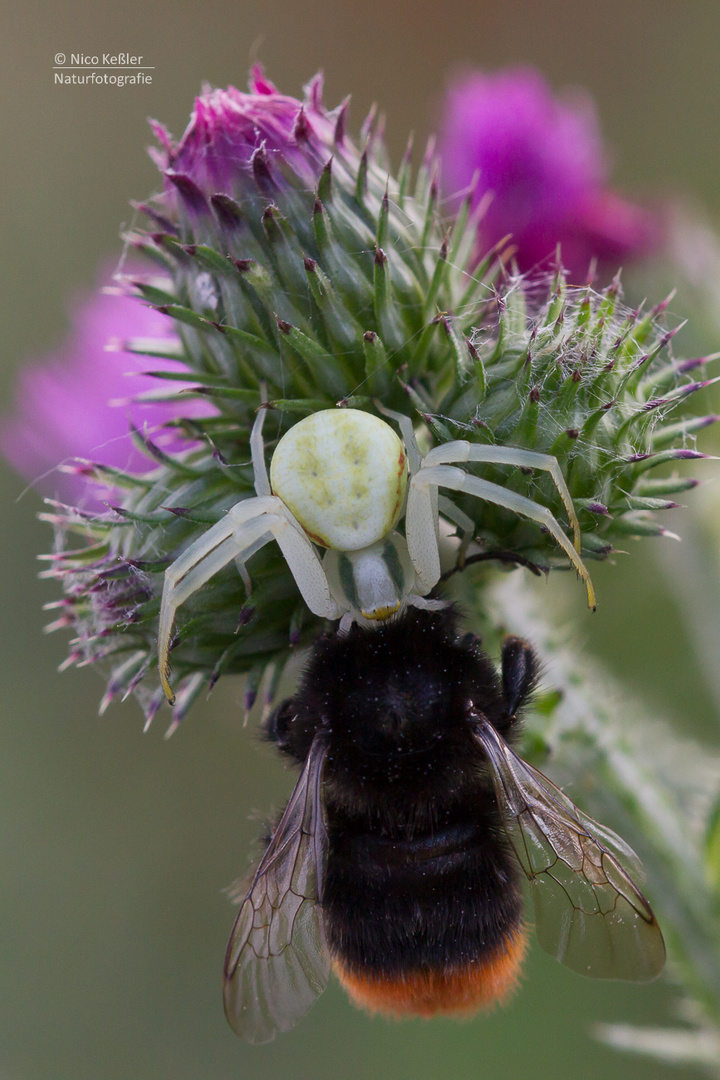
0;265;214;504
149;64;334;198
438;67;660;278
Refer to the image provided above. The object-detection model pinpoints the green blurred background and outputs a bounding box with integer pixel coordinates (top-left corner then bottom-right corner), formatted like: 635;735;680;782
2;1;720;1077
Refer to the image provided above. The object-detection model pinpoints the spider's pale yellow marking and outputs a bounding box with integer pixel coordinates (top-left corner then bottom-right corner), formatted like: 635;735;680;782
270;410;408;551
361;602;402;620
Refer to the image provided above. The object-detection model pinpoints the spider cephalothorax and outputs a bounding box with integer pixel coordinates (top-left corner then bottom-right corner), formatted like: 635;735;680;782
158;407;594;701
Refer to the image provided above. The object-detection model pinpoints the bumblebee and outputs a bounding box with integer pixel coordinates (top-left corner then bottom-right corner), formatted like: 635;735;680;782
223;607;665;1042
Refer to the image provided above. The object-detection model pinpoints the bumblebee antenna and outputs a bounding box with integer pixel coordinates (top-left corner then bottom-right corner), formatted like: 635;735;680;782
439;550;545;582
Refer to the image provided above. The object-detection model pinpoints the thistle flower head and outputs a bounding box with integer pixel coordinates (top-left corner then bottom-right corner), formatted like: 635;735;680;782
149;65;335;201
30;70;715;728
438;67;659;277
459;270;718;561
0;267;215;505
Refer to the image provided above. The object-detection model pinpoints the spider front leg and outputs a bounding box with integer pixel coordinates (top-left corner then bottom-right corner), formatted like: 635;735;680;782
437;495;477;568
422;441;582;553
157;496;338;703
406;460;596;609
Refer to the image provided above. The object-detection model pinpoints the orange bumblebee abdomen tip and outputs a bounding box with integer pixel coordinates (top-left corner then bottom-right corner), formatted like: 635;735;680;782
333;925;528;1019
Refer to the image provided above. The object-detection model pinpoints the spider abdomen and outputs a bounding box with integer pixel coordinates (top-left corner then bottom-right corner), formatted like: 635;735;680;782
269;409;408;550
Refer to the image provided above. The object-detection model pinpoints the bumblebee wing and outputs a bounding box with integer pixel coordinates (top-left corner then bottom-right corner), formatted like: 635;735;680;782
223;733;330;1043
473;717;665;982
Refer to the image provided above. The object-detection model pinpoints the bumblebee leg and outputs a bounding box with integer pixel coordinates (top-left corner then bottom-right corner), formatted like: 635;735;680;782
500;637;538;720
264;696;296;750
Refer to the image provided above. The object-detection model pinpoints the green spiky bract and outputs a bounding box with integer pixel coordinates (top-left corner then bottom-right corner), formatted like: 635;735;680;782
42;78;717;729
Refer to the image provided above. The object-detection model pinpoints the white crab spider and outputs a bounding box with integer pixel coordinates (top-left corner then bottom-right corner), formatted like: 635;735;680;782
158;407;595;702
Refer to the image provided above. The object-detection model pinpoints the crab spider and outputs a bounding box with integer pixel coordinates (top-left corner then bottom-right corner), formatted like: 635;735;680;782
158;407;595;702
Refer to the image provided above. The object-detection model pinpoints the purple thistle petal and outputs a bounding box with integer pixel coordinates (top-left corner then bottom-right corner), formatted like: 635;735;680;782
438;67;660;278
247;63;278;97
0;264;215;504
151;65;336;199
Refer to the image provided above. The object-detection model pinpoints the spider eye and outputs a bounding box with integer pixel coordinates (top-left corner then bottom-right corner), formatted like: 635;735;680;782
270;410;408;551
